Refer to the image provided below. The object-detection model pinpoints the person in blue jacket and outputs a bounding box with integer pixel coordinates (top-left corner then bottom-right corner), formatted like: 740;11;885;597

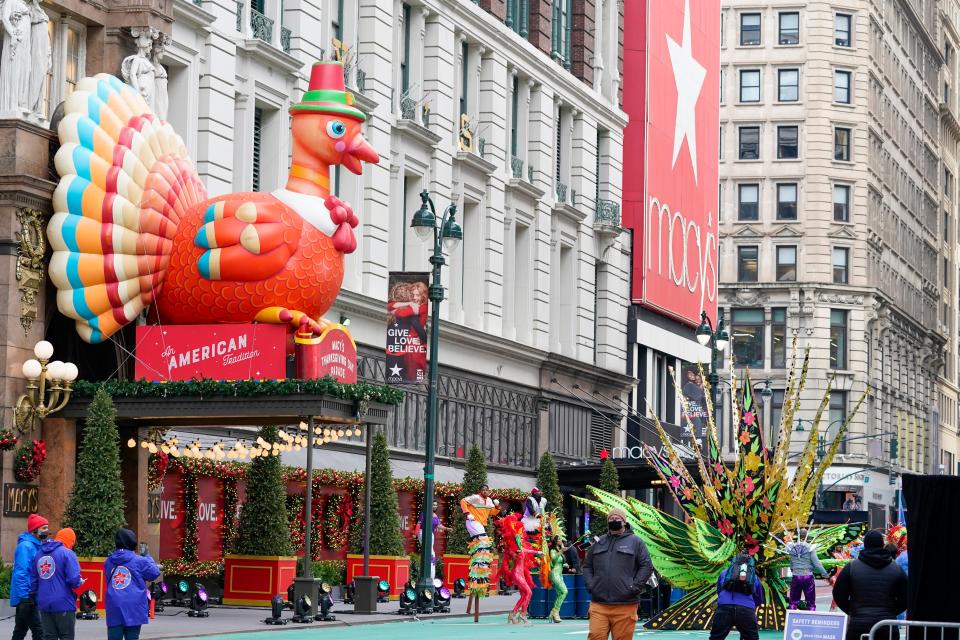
710;554;764;640
11;513;50;640
32;527;82;640
104;529;160;640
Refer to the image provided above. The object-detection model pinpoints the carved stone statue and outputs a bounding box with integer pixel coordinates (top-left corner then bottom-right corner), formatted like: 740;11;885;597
27;0;50;117
0;0;33;115
150;31;168;120
121;26;157;112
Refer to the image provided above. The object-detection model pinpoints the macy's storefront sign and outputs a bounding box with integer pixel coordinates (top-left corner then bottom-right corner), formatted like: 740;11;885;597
609;442;695;461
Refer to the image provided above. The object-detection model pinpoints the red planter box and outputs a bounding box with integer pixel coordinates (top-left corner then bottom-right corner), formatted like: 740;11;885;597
346;554;409;600
442;553;498;594
222;555;297;606
77;557;108;611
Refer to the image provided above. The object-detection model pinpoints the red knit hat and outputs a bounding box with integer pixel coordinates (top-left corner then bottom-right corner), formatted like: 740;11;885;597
26;514;48;532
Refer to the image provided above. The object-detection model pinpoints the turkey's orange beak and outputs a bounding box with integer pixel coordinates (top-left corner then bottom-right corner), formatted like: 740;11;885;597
341;133;379;175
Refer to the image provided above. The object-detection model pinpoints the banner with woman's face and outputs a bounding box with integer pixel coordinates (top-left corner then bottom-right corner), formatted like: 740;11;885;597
680;362;709;437
386;272;430;384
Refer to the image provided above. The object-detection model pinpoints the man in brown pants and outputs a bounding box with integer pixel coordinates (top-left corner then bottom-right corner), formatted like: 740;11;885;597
583;508;654;640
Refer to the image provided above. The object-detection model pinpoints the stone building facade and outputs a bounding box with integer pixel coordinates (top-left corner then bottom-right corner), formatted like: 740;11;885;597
718;0;958;523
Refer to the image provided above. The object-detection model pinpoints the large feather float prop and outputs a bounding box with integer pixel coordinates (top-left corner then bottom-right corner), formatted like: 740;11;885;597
578;347;867;630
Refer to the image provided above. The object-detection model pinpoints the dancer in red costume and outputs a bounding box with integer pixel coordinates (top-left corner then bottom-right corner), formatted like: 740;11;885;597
496;512;539;624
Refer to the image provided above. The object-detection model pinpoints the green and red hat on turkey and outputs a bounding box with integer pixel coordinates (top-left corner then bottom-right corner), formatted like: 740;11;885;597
290;61;366;121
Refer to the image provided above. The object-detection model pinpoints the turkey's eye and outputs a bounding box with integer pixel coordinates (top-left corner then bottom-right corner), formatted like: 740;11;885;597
326;120;347;139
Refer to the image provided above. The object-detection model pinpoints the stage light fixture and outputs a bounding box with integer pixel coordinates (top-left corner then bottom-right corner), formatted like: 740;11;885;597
433;585;451;613
314;582;336;621
452;578;466;598
76;590;99;620
264;595;288;625
416;586;434;613
292;595;313;623
376;580;390;603
150;581;167;612
398;587;417;615
187;583;209;617
174;579;190;606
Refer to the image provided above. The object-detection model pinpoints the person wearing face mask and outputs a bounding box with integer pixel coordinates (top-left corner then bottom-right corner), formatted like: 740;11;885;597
10;513;49;640
582;508;653;640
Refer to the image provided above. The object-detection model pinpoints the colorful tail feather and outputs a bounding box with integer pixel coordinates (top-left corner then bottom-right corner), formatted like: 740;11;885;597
48;74;206;343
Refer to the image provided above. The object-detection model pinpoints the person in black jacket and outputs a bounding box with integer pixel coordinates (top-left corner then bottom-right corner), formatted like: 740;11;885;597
583;508;654;640
832;529;907;640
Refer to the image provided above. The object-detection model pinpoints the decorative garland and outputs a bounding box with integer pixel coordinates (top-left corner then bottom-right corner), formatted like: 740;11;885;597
14;440;46;482
159;559;223;578
287;494;306;552
0;429;18;451
323;493;349;551
181;473;199;561
73;377;405;405
148;452;169;492
222;479;239;554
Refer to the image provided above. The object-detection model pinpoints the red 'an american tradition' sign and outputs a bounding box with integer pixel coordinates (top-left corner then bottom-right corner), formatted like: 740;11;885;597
134;324;287;381
623;0;720;326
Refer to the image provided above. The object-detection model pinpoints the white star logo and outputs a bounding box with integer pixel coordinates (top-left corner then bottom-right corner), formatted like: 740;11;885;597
666;0;707;184
389;364;403;377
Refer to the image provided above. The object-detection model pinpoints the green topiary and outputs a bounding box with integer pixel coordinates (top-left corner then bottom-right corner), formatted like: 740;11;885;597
599;458;620;495
446;445;488;555
233;426;293;556
63;387;127;557
368;431;405;556
536;451;562;519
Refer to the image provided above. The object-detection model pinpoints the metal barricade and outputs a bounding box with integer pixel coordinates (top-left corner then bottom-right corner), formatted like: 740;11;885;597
868;619;960;640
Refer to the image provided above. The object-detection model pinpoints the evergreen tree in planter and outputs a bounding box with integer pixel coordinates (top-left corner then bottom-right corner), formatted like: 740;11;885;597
446;445;488;555
63;387;126;557
536;451;563;520
598;458;620;495
234;426;292;556
368;431;404;556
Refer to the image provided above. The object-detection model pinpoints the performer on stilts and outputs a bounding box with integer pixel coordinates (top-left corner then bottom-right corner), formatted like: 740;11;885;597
522;488;547;546
460;484;500;604
496;512;538;624
786;528;828;610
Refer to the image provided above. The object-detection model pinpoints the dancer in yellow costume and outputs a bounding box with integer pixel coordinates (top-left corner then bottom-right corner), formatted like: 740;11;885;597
460;484;500;596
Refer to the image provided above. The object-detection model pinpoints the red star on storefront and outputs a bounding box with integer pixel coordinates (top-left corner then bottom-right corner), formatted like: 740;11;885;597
599;449;609;460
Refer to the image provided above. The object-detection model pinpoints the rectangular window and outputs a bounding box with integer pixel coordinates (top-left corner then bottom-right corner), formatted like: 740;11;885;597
829;391;848;452
770;389;785;442
830;309;848;370
252;107;263;192
65;25;83;97
778;11;799;45
738;184;759;220
832;247;849;283
460;41;469;116
551;0;572;65
777;125;799;159
772;308;787;368
776;246;797;281
737;246;759;282
945;212;951;241
833;184;850;221
731;308;764;368
835;13;852;47
834;70;852;103
945;256;950;287
777;183;798;220
740;69;761;102
506;0;523;34
739;126;760;160
331;0;344;39
401;3;411;94
719;125;724;159
720;68;725;104
946;168;954;197
510;75;519;157
778;69;799;101
834;127;851;161
740;13;761;45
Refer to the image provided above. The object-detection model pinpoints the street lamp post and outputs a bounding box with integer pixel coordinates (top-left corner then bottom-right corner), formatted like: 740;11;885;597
410;190;462;610
695;311;729;416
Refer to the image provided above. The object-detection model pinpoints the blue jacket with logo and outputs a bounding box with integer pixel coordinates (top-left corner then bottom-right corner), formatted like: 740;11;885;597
104;549;160;627
31;540;82;613
10;532;41;606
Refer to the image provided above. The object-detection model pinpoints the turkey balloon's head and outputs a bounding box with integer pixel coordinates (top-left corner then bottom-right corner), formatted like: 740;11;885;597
291;112;379;175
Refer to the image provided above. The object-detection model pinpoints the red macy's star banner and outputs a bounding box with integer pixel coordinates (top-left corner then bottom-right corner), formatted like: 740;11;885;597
386;272;429;385
623;0;720;326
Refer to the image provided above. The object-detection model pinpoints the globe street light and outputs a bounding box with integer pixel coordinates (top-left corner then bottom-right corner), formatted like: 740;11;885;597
410;190;462;611
695;311;729;418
